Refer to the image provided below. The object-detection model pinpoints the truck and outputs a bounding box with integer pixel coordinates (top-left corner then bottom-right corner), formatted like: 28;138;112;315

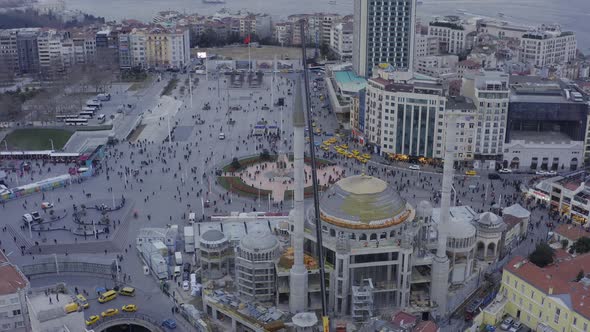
184;226;194;253
175;252;182;266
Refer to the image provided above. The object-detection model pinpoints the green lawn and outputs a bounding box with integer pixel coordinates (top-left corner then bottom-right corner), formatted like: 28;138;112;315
3;129;74;151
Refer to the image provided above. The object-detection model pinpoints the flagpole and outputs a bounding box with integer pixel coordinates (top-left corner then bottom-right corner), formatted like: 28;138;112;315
248;34;251;73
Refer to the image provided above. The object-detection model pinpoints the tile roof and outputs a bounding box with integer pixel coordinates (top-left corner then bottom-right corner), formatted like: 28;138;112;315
391;311;417;327
0;265;28;295
414;321;439;332
555;224;589;242
505;254;590;320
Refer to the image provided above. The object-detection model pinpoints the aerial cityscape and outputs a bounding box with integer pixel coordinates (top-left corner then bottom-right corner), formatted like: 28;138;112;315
0;0;590;332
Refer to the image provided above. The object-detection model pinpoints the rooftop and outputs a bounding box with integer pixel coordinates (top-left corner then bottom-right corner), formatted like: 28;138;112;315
446;96;476;110
554;224;589;242
0;265;27;295
502;203;530;219
506;254;590;320
240;230;279;251
334;71;367;93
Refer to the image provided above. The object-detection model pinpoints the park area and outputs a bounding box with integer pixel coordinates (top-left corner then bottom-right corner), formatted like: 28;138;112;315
3;128;73;150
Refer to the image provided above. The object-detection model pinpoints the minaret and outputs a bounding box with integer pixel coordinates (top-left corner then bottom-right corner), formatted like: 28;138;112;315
289;78;308;313
430;116;457;317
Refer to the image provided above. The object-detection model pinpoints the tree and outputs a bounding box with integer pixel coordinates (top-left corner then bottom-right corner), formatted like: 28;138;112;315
260;149;271;161
528;242;555;268
572;237;590;254
230;157;241;171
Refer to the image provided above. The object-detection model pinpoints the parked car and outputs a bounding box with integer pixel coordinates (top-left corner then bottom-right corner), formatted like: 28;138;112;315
509;321;522;332
498;168;512;174
409;164;420;170
162;319;177;329
500;317;514;330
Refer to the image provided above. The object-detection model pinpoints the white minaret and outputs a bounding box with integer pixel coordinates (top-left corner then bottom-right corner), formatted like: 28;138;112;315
289;79;308;313
430;116;458;318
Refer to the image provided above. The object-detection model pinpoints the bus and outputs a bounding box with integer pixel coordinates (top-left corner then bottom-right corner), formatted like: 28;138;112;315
56;115;77;122
86;100;101;109
78;111;95;119
82;106;98;112
65;118;88;126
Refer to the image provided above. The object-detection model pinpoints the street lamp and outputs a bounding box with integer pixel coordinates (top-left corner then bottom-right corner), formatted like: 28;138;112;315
2;140;7;151
49;139;54;151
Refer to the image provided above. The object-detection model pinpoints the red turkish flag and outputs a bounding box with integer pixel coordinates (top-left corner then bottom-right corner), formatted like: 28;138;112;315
244;35;251;44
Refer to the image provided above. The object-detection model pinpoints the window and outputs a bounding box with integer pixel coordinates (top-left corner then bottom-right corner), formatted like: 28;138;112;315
12;309;20;316
554;308;560;324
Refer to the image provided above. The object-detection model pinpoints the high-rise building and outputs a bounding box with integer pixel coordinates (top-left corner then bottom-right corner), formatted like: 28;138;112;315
352;0;417;77
330;22;354;61
16;30;40;74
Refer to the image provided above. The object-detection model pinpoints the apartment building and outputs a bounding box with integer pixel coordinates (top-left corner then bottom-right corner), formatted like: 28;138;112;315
143;27;190;69
330;21;353;61
519;25;577;67
414;34;439;58
428;19;469;55
461;70;510;162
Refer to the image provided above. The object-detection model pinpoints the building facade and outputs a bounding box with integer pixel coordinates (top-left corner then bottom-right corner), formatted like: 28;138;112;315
352;0;417;77
519;25;577;67
0;252;29;332
330;22;353;61
144;27;190;69
428;19;468;55
461;70;510;163
414;34;439;58
503;76;588;171
501;255;590;332
364;69;446;158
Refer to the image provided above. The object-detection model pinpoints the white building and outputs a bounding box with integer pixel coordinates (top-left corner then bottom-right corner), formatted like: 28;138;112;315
37;30;64;73
414;34;439;58
273;23;291;46
477;20;529;40
330;22;353;61
414;54;458;79
352;0;417;77
364;67;446;158
439;96;477;163
428;19;470;55
519;25;577;67
460;70;510;163
0;253;29;332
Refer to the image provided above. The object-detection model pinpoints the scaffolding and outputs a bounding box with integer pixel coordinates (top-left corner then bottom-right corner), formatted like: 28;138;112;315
351;278;375;323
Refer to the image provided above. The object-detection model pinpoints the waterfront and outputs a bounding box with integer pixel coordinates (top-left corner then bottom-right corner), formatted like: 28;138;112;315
65;0;590;50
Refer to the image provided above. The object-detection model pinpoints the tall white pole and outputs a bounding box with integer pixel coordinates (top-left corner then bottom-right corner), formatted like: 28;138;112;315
189;72;193;110
205;57;208;81
54;253;59;275
268;193;270;212
248;41;251;73
167;112;172;148
28;220;32;239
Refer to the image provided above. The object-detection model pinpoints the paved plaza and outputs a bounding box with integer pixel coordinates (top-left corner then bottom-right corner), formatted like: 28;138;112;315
0;66;565;332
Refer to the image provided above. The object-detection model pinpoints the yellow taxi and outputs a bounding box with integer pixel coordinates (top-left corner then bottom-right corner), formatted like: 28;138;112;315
311;122;317;127
352;150;360;156
340;144;348;149
76;294;89;309
315;128;322;134
358;158;368;163
362;154;371;160
101;308;119;318
85;315;100;326
465;170;477;176
122;304;137;312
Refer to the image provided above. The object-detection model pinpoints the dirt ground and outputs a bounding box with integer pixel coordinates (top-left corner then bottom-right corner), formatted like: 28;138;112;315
192;45;314;60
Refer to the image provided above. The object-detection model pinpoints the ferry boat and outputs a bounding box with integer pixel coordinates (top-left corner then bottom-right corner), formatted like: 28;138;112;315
203;0;225;3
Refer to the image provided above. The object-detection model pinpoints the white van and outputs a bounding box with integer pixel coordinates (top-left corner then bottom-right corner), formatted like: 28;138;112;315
97;114;106;123
188;212;196;223
218;133;225;140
